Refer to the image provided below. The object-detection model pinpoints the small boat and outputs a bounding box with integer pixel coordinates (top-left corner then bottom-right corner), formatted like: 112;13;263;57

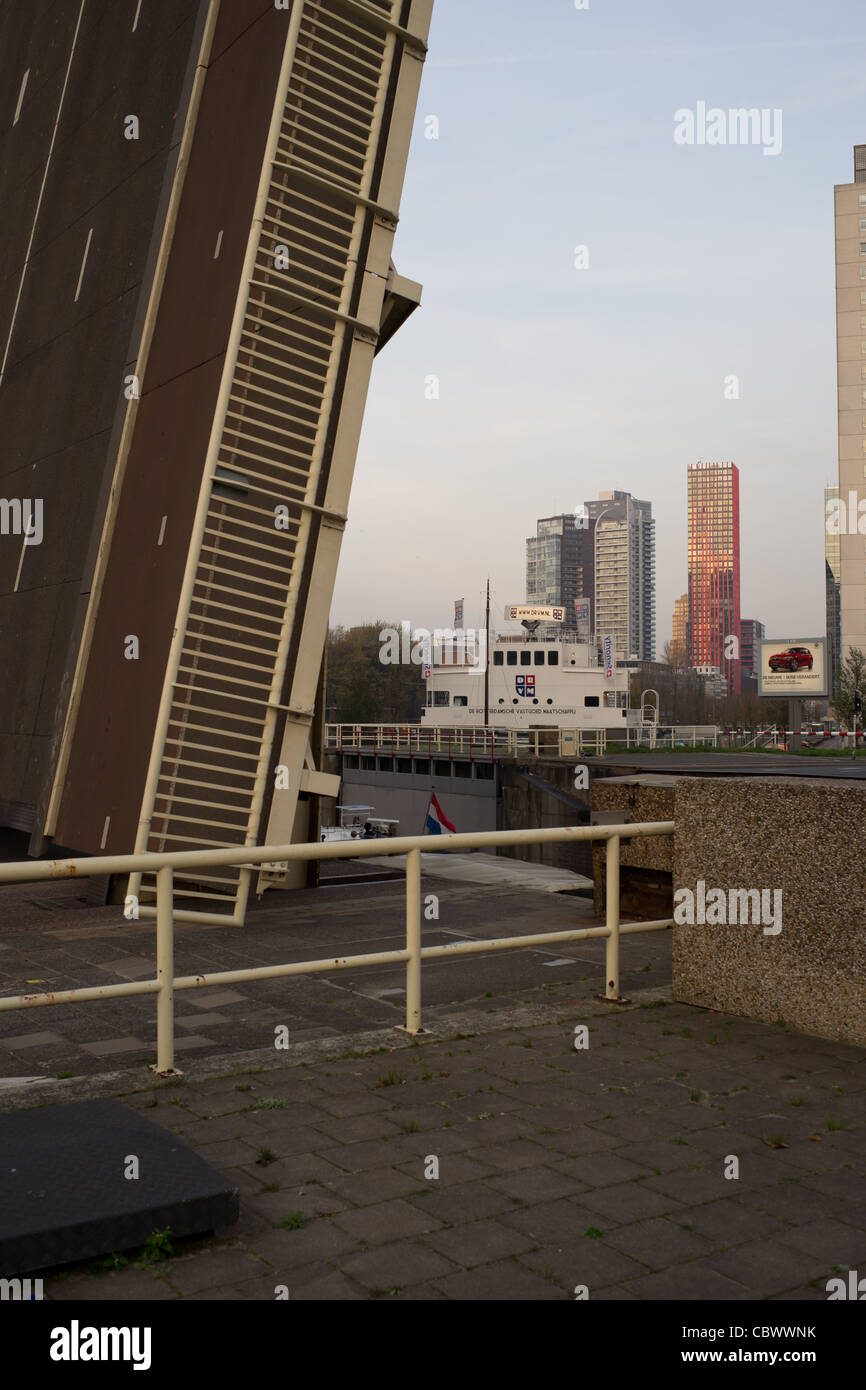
320;805;400;842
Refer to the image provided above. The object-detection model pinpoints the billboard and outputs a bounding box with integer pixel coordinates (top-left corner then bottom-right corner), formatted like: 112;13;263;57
602;634;615;679
504;605;565;622
757;638;828;697
574;598;591;639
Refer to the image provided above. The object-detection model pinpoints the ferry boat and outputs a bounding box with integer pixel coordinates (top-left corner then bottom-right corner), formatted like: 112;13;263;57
420;632;632;734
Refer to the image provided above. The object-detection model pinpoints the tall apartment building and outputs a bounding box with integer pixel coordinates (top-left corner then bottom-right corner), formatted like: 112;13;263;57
834;145;866;662
740;618;765;683
525;493;655;658
0;0;432;922
670;593;688;666
825;484;842;691
588;492;656;662
525;514;594;638
687;462;741;696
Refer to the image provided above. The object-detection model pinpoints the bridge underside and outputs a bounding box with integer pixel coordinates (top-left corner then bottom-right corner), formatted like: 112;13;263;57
0;1;432;925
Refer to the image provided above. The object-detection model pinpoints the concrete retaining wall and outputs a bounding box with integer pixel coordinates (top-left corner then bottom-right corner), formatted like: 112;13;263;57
591;775;676;920
673;778;866;1046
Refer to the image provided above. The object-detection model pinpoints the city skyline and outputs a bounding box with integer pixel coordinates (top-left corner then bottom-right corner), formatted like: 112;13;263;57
330;0;865;644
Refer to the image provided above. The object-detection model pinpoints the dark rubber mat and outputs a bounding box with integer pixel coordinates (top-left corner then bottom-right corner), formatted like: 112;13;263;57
0;1098;238;1275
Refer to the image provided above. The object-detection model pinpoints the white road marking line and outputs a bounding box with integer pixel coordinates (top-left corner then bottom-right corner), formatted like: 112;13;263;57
13;69;30;126
0;0;88;387
73;226;93;302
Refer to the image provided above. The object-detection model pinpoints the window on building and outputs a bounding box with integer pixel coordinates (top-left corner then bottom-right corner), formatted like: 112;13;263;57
453;695;468;706
520;650;531;666
493;651;503;666
584;695;600;707
506;651;517;666
548;651;559;665
534;650;544;665
433;690;449;706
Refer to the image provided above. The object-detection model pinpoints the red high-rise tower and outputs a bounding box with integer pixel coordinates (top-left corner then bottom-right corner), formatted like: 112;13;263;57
687;462;741;696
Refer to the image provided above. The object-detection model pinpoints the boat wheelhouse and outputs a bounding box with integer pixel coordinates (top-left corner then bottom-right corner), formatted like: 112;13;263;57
421;634;630;733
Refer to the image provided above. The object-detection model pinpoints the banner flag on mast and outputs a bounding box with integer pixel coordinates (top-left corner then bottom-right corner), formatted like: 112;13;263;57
425;791;455;835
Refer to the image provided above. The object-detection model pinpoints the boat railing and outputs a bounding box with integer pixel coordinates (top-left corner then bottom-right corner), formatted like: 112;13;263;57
324;725;607;759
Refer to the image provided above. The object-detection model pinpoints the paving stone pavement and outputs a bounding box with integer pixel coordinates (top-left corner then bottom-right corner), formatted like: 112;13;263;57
0;867;671;1079
35;992;866;1302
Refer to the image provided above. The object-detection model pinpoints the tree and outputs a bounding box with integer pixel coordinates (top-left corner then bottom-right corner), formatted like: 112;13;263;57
833;646;866;727
325;622;424;725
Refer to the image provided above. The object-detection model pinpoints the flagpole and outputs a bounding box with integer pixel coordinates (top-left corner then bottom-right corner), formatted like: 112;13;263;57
483;577;490;728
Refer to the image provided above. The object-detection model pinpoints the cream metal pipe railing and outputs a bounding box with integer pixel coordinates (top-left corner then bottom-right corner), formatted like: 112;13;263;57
0;821;674;1074
325;725;607;758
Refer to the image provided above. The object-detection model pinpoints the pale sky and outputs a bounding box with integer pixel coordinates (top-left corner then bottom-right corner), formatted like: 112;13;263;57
330;0;866;648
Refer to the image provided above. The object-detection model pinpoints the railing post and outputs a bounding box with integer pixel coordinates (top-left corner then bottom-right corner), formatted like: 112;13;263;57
404;846;422;1035
155;864;177;1074
604;834;621;1002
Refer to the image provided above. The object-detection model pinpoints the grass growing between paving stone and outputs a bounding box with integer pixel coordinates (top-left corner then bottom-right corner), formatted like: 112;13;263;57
87;1252;129;1275
374;1069;405;1088
138;1228;174;1268
336;1046;389;1060
276;1212;308;1231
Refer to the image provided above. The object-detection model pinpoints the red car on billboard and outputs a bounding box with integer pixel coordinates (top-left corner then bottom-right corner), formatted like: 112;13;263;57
768;646;813;673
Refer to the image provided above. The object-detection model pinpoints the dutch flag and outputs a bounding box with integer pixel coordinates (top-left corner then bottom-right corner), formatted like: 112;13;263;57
425;792;455;835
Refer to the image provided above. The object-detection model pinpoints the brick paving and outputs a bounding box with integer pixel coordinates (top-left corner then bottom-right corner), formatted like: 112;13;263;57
0;866;670;1078
32;991;866;1302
